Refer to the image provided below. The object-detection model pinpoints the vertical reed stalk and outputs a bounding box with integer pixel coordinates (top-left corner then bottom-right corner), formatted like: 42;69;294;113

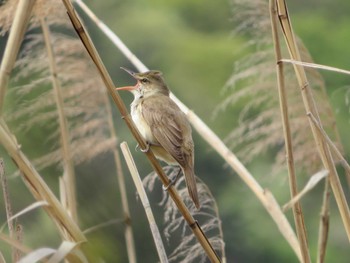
0;0;36;114
40;17;78;222
317;178;330;263
121;142;168;263
0;159;18;262
103;92;137;263
61;1;220;261
276;0;350;240
270;1;310;262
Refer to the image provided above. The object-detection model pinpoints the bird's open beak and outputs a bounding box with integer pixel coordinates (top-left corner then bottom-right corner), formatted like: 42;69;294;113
117;67;139;91
115;85;137;91
120;67;136;77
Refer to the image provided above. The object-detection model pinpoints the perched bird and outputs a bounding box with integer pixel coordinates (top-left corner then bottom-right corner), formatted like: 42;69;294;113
116;68;200;209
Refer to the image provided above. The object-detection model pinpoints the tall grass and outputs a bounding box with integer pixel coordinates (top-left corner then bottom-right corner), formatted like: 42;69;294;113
0;0;349;262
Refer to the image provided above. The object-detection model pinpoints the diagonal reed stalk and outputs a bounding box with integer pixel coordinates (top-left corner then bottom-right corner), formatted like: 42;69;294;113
40;17;78;222
61;1;221;262
73;1;302;260
0;0;85;246
0;119;86;242
270;1;310;262
276;0;350;240
121;142;168;263
0;0;36;114
307;112;350;175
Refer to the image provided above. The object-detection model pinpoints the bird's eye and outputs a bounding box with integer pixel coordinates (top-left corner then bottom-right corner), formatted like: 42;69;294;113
141;78;149;83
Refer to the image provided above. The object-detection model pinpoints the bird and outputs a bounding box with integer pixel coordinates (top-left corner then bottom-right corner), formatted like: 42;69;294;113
116;67;200;209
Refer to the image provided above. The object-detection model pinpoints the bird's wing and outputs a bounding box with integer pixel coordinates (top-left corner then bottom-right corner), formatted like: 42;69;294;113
141;95;193;167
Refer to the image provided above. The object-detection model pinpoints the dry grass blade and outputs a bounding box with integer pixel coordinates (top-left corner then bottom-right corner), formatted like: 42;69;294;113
276;0;350;240
18;248;55;263
120;142;168;263
47;241;87;263
83;219;123;235
281;59;350;76
0;201;48;232
283;170;329;212
73;1;301;259
0;119;86;242
0;0;35;113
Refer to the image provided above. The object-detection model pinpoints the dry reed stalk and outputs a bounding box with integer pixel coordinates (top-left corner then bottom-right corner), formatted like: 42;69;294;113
120;142;168;263
0;159;18;262
281;59;350;76
40;17;78;222
14;224;23;262
270;1;310;262
317;178;330;263
276;0;350;240
0;119;86;242
73;2;301;260
103;93;137;263
0;0;35;113
61;1;220;261
307;112;350;175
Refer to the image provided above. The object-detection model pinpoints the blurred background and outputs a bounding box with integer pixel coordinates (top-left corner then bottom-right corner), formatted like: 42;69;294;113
0;0;350;262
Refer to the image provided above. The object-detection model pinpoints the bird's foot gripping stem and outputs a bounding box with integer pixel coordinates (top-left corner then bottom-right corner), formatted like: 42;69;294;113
162;167;182;191
136;142;151;152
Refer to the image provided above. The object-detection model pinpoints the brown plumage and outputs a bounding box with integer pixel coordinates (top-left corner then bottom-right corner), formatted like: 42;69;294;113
117;68;200;209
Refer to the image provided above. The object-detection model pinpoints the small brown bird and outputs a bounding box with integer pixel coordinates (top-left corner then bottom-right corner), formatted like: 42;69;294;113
116;68;200;209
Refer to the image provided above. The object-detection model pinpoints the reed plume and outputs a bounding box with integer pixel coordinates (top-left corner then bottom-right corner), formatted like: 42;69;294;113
219;0;343;174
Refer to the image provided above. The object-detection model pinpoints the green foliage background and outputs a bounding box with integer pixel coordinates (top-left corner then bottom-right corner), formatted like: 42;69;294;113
0;0;349;262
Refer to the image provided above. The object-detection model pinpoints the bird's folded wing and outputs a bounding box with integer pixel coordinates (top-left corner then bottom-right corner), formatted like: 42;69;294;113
141;96;188;166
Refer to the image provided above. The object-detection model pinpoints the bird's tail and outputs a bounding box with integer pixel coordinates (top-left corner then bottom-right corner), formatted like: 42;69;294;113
183;167;200;209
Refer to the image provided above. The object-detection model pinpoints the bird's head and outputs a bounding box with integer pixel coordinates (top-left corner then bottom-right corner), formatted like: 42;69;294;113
116;67;170;98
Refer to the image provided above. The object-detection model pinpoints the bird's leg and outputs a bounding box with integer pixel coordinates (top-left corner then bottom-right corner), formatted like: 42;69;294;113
135;142;150;152
137;141;162;153
140;142;150;152
162;166;182;191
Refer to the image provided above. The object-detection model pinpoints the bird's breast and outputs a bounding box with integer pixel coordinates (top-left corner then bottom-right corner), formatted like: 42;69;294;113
131;100;154;143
